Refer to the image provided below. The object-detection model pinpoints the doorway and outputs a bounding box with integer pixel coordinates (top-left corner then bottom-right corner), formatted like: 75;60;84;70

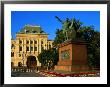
26;56;37;68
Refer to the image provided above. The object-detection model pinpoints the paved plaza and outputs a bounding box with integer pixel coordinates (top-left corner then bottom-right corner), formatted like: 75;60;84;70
11;71;45;77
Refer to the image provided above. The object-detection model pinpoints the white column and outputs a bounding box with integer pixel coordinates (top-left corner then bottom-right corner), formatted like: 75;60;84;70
37;39;38;52
39;39;41;53
24;39;26;53
33;40;35;53
29;40;31;53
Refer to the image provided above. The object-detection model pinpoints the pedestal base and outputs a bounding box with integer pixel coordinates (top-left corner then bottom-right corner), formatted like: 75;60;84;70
55;40;89;72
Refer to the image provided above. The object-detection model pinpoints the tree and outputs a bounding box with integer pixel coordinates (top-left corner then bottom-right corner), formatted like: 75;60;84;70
38;48;59;70
53;29;65;47
75;26;100;68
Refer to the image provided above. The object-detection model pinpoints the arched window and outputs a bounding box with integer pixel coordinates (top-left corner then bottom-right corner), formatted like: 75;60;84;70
32;30;36;33
25;30;29;33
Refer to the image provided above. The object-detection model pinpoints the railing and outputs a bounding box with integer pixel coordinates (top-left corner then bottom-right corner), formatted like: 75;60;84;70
11;67;37;72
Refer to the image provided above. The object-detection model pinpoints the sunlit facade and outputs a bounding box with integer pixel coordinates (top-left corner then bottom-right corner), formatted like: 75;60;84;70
11;25;53;67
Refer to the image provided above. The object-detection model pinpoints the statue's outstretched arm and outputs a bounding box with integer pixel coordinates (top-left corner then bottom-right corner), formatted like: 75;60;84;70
55;16;63;24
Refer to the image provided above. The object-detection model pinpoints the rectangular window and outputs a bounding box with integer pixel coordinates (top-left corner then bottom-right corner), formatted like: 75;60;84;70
41;40;43;44
34;40;37;44
11;52;14;57
30;46;33;51
26;46;29;51
19;40;22;44
35;47;37;51
30;40;33;44
26;40;29;44
19;46;22;51
19;54;21;57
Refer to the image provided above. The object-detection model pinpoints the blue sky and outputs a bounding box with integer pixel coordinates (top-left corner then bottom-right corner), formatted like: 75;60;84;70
11;11;100;40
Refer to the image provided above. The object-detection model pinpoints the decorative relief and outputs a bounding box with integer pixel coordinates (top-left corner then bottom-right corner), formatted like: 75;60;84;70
61;50;70;59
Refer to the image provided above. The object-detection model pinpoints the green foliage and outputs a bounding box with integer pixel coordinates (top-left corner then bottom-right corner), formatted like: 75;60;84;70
53;29;65;46
78;26;100;68
38;17;100;70
38;48;59;70
54;17;100;68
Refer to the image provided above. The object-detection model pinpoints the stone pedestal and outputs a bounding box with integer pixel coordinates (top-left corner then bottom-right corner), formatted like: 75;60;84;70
55;40;89;71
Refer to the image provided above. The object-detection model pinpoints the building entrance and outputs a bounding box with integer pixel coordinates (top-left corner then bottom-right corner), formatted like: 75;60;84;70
26;56;37;68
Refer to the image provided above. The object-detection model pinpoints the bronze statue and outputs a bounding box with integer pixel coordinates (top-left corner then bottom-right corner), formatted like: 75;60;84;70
55;16;71;29
55;16;76;41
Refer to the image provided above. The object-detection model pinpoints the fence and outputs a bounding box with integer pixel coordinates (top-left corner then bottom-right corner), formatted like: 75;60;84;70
11;67;38;72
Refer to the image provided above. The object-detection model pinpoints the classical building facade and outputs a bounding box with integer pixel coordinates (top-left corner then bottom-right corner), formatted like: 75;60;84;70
11;25;53;67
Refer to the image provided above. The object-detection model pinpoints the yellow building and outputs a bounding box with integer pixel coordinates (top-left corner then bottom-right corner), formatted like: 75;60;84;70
11;25;53;67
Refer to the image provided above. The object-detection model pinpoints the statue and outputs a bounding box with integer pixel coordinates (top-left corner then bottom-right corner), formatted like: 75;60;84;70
55;16;71;30
55;16;76;41
68;18;76;40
